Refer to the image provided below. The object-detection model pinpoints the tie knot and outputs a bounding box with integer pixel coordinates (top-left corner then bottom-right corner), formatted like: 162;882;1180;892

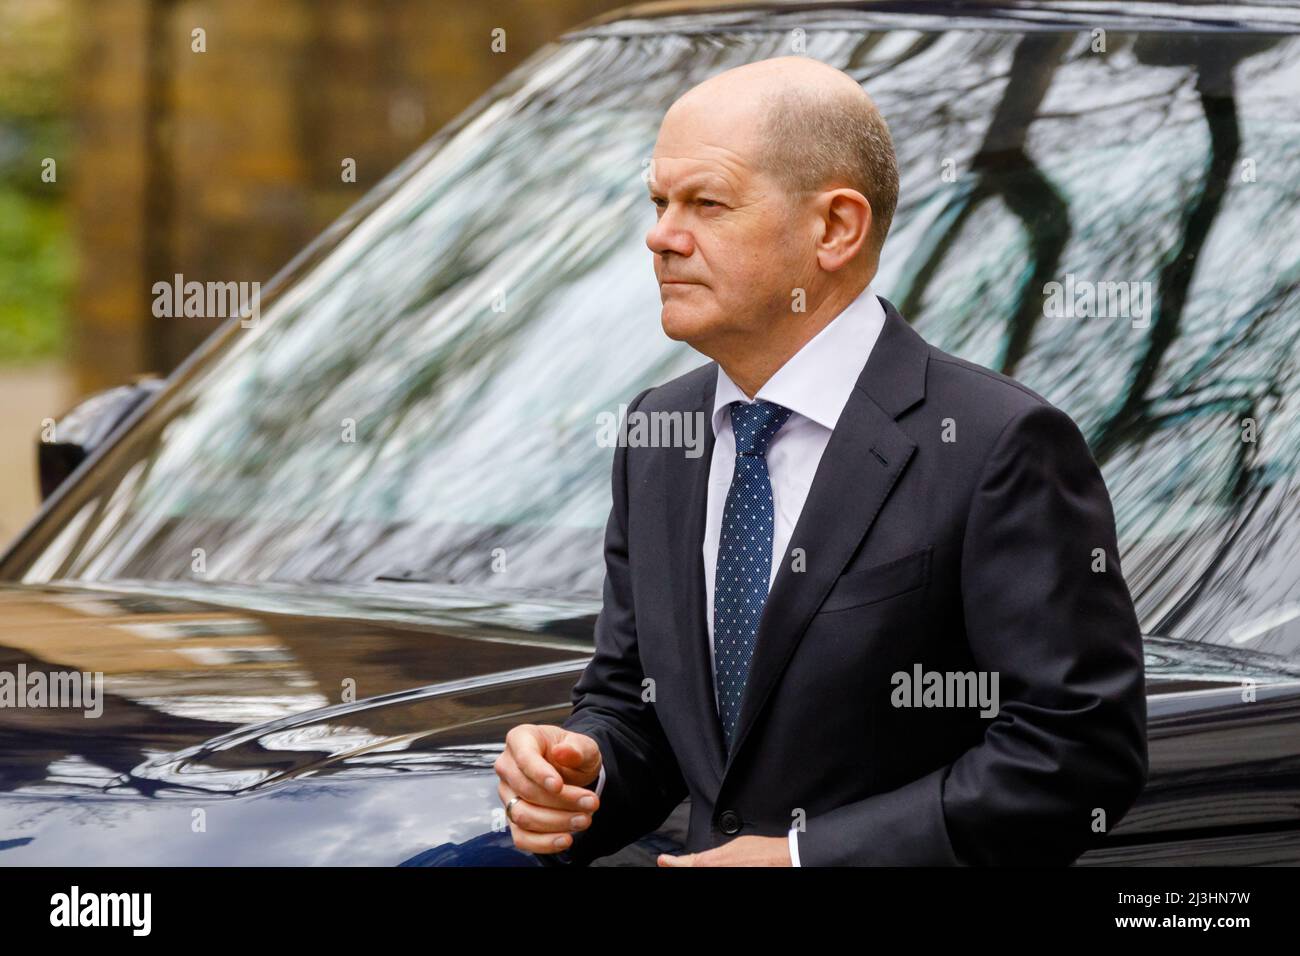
729;399;792;457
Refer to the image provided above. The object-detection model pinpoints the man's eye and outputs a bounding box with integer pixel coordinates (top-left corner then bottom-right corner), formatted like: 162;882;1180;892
650;197;719;210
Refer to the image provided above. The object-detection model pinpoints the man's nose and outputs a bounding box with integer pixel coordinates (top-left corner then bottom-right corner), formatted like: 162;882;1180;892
646;208;693;258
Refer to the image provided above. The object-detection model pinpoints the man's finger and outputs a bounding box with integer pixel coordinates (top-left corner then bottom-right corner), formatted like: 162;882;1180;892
498;778;591;834
510;820;576;854
498;748;599;812
550;731;601;780
510;727;572;795
500;784;570;853
501;793;592;836
658;851;697;866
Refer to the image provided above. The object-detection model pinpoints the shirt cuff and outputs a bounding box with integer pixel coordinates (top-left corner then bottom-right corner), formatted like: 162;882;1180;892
593;763;606;797
788;825;801;866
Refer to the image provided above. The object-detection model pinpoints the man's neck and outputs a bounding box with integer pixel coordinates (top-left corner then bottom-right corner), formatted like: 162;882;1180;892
717;282;869;397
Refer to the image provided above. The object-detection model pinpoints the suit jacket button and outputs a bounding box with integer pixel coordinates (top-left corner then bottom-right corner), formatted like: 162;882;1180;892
719;810;742;834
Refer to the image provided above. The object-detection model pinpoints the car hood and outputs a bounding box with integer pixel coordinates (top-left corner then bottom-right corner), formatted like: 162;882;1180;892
2;580;1299;864
0;580;598;864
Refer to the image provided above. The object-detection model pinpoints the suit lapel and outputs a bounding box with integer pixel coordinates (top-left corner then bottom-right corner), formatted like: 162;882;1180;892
721;295;930;778
663;370;729;787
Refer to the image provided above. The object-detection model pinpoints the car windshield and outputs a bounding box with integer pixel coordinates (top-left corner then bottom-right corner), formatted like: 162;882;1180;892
5;18;1300;657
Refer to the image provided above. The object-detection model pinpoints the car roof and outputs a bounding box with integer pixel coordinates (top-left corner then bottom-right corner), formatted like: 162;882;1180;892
566;0;1300;35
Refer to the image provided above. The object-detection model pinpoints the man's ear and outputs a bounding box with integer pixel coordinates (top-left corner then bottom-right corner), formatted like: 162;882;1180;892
816;188;872;273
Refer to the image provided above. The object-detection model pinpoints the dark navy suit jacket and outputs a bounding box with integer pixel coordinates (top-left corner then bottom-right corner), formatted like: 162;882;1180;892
548;295;1148;866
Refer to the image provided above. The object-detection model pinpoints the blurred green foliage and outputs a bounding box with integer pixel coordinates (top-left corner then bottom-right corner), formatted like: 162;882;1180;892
0;0;71;364
0;189;71;361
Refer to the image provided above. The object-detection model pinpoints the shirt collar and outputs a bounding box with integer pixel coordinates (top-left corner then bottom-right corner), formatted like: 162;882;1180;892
711;283;887;436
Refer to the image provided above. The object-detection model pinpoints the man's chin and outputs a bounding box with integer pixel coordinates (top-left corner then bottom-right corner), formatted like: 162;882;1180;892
660;307;716;346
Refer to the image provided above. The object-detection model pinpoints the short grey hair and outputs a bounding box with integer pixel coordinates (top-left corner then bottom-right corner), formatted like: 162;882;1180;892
754;85;899;262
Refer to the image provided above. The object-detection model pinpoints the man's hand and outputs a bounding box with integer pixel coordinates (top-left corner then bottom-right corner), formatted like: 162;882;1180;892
657;835;792;866
496;724;602;854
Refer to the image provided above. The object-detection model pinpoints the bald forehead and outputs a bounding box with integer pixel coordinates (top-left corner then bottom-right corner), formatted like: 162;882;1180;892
650;93;766;192
653;56;876;169
659;89;764;152
680;55;869;108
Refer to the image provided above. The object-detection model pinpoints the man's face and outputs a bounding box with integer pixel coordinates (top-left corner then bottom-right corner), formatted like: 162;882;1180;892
644;105;808;356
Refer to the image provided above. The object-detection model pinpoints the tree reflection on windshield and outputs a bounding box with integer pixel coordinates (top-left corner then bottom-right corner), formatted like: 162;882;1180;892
6;24;1300;659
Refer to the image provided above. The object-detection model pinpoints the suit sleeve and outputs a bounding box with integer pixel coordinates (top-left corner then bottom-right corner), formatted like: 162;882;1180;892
797;401;1149;866
539;386;689;866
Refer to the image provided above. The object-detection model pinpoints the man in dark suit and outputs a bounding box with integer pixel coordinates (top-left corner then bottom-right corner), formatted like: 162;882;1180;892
494;55;1147;866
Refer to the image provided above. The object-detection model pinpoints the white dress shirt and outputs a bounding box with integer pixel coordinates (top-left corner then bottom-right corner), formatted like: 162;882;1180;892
588;283;886;865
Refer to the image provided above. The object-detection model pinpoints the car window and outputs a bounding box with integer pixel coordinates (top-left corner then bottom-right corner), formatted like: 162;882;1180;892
8;23;1300;657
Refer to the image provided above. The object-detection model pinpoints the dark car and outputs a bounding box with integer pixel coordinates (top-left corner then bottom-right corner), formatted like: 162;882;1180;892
3;0;1300;865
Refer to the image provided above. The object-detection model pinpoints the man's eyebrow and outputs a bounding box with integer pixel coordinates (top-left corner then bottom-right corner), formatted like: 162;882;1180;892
647;175;731;197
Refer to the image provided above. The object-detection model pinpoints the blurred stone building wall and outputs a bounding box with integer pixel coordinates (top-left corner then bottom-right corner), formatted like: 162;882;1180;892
71;0;625;394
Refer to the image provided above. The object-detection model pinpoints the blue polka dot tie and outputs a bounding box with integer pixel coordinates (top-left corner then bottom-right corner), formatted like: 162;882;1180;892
714;398;794;755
